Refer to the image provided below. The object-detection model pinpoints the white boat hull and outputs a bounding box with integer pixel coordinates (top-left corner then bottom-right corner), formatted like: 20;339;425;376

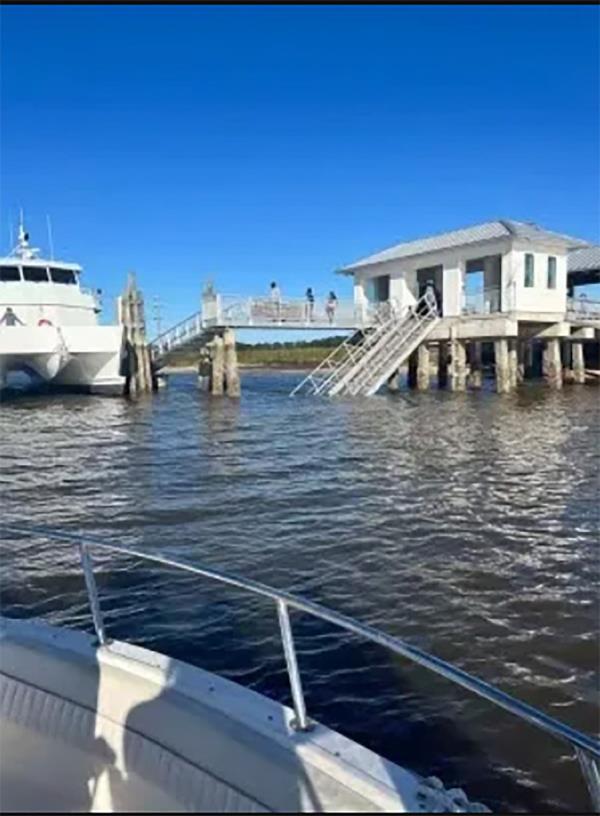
0;325;125;395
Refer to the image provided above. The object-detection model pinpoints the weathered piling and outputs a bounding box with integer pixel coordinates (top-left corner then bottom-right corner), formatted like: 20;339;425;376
438;342;449;389
209;334;225;395
416;344;430;390
572;342;586;384
118;273;153;397
407;350;418;389
449;334;467;391
224;328;241;398
494;339;511;394
543;338;563;390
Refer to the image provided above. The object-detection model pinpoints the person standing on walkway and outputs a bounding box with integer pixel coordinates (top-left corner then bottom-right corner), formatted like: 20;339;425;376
305;287;315;322
326;291;338;324
270;281;282;322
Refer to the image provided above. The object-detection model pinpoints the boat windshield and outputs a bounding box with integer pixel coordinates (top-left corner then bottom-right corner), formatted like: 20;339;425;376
23;266;49;283
0;266;21;282
49;267;77;285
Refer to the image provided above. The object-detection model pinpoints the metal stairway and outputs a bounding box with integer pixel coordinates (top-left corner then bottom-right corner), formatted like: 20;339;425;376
290;292;439;397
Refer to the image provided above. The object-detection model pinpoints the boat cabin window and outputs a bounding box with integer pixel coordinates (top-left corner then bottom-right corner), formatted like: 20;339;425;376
50;267;77;285
0;266;21;282
23;266;50;283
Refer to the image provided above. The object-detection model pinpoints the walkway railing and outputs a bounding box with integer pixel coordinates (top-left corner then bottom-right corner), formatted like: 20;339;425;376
2;522;599;810
567;296;600;322
204;293;365;329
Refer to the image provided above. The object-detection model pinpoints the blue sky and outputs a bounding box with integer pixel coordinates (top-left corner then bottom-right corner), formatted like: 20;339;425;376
1;5;598;339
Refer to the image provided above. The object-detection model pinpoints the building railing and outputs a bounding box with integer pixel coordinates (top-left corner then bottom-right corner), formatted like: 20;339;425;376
567;296;600;321
1;522;599;810
462;287;502;316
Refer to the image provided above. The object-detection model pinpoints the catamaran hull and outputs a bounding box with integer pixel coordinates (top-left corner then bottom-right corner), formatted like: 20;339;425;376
0;325;125;395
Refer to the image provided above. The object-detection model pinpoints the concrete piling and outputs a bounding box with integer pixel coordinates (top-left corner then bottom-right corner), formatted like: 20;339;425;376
209;335;225;396
416;344;430;390
438;342;449;389
224;328;241;398
449;337;467;391
508;339;519;390
494;339;511;394
543;338;563;390
572;342;585;385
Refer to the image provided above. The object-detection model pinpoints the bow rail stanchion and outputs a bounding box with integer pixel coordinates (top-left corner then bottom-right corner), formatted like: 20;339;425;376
2;522;599;809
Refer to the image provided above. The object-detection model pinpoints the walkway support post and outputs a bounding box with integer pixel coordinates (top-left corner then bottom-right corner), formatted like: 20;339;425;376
224;328;241;398
543;338;563;390
210;334;225;396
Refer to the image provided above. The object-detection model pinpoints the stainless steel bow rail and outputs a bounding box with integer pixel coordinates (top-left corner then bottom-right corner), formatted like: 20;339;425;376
2;523;599;810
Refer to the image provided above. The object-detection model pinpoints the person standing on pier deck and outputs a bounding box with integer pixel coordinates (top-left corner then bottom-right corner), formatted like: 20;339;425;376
270;281;282;321
305;287;315;322
326;291;338;324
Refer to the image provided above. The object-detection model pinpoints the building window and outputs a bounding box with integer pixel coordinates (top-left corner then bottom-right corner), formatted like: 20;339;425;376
524;254;535;288
547;256;557;289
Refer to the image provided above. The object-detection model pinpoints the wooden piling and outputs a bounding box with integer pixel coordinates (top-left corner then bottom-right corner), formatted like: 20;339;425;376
119;273;153;397
224;328;241;398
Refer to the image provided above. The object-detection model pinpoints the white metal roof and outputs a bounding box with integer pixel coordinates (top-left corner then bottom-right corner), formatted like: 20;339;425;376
568;245;600;274
339;219;590;273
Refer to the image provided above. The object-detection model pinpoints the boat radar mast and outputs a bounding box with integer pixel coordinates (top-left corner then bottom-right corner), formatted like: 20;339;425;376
9;212;41;260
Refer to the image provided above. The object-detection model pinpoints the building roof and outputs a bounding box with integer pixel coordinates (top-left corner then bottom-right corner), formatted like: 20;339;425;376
338;219;590;274
567;245;600;274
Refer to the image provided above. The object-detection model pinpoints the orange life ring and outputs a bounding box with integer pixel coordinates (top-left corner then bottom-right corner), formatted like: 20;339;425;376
38;318;53;327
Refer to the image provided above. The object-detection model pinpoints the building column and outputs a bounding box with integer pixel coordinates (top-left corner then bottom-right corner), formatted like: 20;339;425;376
508;339;518;389
572;341;586;385
494;339;511;393
467;341;483;389
543;338;563;390
417;344;430;390
449;339;467;391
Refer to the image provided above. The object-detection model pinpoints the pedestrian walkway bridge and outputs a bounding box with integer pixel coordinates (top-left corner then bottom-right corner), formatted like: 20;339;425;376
150;293;378;364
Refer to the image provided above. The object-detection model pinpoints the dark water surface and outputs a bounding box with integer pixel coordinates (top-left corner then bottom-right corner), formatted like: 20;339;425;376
1;372;599;813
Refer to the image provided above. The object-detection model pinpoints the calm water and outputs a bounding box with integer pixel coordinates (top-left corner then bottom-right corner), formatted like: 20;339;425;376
1;372;599;813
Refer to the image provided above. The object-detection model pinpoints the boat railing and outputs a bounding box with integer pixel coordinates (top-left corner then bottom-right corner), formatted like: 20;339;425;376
2;523;599;810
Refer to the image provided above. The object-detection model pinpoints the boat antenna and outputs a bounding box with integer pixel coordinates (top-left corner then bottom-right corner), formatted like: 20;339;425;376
46;214;55;260
8;220;14;251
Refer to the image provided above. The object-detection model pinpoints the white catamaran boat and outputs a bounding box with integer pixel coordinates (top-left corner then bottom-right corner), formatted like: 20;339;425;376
0;221;125;394
1;525;598;814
